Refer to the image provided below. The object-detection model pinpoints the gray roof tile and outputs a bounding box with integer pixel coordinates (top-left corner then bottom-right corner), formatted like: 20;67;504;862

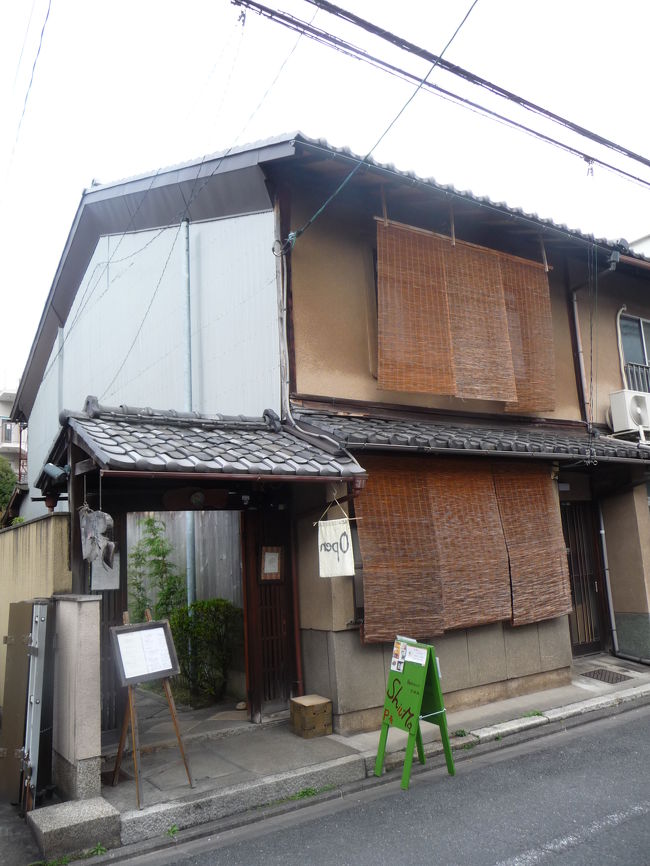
53;399;366;482
295;411;650;465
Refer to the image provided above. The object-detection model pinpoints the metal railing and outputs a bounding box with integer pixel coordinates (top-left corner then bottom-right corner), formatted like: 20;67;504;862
625;363;650;393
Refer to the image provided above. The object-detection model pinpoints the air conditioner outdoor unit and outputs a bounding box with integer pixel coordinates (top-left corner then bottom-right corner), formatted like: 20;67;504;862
609;389;650;439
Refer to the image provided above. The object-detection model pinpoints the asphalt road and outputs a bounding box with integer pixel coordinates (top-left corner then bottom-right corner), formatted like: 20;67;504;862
115;704;650;866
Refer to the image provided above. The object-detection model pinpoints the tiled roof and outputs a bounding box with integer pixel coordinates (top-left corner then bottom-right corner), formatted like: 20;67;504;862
295;411;650;464
53;398;365;480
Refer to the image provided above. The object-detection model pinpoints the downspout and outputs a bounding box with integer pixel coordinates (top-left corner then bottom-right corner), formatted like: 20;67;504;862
598;503;650;665
275;198;305;699
570;252;621;427
183;218;196;607
616;305;628;388
571;292;591;427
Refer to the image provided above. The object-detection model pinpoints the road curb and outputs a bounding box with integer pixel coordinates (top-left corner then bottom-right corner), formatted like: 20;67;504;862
80;687;650;864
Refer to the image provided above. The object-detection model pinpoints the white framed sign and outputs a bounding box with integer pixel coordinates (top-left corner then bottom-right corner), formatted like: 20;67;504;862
318;517;355;577
110;620;180;686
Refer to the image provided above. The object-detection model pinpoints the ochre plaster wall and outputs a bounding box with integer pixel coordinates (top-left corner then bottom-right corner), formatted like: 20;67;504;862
0;515;72;706
290;198;582;422
577;272;650;425
601;487;650;614
301;617;571;733
295;483;356;634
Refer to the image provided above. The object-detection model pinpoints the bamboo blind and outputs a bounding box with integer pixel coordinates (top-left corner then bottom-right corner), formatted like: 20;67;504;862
501;259;556;412
354;456;445;643
427;458;512;630
445;243;517;402
376;221;555;410
493;463;571;625
355;454;571;642
377;222;456;394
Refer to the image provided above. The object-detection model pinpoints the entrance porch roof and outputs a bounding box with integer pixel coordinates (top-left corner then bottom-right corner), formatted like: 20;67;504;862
37;396;365;492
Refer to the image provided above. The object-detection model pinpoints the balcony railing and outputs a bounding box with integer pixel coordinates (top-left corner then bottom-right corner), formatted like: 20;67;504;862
625;363;650;393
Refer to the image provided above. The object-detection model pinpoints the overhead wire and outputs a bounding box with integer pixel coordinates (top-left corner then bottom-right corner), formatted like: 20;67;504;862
270;0;481;253
10;0;52;161
238;0;650;200
42;7;256;390
98;6;316;402
12;0;39;87
303;0;650;174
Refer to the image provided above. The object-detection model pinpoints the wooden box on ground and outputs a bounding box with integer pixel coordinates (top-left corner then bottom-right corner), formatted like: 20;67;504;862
290;694;332;738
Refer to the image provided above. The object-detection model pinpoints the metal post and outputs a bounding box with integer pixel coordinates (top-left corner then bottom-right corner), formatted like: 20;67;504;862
183;218;196;607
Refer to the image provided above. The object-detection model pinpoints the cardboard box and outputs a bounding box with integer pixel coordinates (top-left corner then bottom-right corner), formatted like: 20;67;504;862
290;694;332;738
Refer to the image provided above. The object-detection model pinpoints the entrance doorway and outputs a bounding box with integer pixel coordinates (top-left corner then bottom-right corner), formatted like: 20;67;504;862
243;508;296;722
560;501;607;654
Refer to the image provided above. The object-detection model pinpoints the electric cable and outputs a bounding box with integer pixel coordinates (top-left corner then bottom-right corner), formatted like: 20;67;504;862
11;0;52;161
97;8;314;402
239;0;650;200
271;0;481;254
12;0;39;87
303;0;650;175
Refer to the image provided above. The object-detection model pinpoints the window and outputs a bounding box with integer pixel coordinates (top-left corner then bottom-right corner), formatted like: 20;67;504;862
621;315;650;365
2;420;11;443
621;315;650;391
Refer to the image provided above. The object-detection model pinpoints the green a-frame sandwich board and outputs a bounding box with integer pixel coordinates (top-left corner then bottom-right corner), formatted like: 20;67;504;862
374;638;455;790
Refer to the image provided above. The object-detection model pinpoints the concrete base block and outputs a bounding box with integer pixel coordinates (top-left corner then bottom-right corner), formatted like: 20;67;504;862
53;751;101;800
444;667;571;712
27;797;120;860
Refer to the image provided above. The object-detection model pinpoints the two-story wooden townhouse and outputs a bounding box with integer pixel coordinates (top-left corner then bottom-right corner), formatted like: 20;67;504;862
11;133;650;741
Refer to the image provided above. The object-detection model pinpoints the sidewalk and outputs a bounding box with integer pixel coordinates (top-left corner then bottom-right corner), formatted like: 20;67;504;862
9;653;650;864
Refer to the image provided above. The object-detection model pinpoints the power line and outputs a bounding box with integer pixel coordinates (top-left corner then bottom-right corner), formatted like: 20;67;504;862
303;0;650;175
237;0;650;200
11;0;52;160
12;0;39;87
265;0;482;251
97;9;312;401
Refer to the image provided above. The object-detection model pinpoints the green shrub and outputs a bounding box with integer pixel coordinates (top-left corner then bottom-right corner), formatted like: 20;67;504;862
128;516;186;622
170;599;243;700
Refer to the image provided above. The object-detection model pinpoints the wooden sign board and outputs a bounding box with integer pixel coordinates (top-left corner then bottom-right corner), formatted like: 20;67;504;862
374;638;455;789
110;620;180;687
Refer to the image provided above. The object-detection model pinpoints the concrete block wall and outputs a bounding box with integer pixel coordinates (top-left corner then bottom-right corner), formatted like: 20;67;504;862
0;514;72;707
302;618;572;732
52;595;102;799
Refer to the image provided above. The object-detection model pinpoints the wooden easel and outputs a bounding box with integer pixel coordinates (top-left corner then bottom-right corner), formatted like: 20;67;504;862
112;611;193;809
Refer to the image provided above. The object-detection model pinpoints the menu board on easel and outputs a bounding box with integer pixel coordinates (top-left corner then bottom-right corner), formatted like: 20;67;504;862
109;617;191;810
110;620;180;687
374;637;455;790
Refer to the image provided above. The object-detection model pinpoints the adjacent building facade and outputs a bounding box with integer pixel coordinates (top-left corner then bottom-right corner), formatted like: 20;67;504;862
10;133;650;738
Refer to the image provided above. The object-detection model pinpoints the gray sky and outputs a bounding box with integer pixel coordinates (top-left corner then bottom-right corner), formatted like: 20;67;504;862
2;0;650;391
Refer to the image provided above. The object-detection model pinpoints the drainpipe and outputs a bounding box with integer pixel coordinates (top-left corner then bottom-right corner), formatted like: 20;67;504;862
183;218;196;607
571;291;591;427
597;503;650;666
616;305;628;389
570;252;621;427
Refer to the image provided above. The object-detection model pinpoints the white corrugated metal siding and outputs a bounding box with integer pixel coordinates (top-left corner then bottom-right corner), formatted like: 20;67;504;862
25;209;279;515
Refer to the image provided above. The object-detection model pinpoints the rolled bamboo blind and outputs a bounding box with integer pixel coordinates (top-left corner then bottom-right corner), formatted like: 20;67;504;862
354;456;445;643
355;455;570;642
377;222;456;395
501;258;556;412
445;243;517;402
376;221;555;411
493;463;571;625
427;458;512;630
